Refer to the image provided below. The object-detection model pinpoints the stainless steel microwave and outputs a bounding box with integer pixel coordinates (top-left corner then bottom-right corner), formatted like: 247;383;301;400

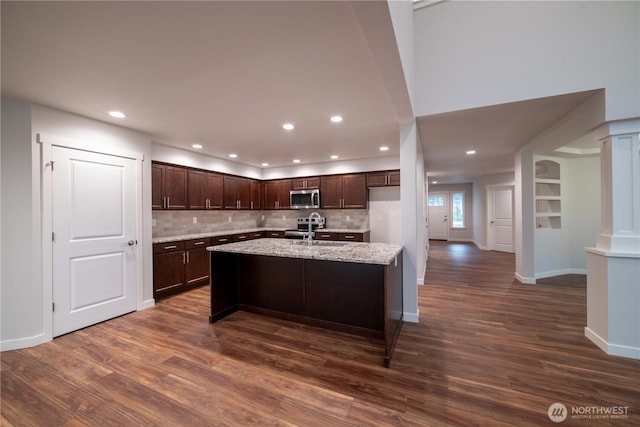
290;189;320;209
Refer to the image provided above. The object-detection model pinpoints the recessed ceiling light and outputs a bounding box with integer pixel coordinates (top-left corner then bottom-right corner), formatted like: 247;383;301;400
466;150;476;155
293;159;301;163
379;146;389;151
108;111;126;119
330;155;339;159
283;123;295;130
192;144;203;149
261;162;269;167
330;115;343;123
229;153;238;158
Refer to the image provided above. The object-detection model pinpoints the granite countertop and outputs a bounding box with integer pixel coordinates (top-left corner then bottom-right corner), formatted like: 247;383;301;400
152;228;370;244
207;238;402;265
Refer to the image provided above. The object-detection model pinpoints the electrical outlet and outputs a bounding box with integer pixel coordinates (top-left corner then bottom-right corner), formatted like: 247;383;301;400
346;215;351;221
192;217;197;224
282;215;286;221
228;216;232;222
261;215;265;221
152;218;156;227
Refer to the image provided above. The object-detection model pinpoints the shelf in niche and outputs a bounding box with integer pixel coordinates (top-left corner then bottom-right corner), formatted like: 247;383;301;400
536;199;561;213
535;160;560;180
536;216;561;230
536;182;561;197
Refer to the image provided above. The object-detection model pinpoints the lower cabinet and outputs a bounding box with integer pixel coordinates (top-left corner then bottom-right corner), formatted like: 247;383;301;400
315;231;370;242
153;238;210;299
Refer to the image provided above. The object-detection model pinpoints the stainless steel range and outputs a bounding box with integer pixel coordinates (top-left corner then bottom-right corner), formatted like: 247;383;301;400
284;216;326;239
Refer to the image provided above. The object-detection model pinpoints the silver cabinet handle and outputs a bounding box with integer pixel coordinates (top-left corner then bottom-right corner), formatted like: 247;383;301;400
251;201;253;210
186;251;190;263
219;238;228;242
167;197;170;208
164;245;177;250
182;252;186;264
344;235;355;239
194;241;205;246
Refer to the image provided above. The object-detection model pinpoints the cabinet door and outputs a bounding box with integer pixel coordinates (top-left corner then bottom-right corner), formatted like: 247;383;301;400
153;251;185;298
342;174;367;209
291;177;320;190
277;180;291;209
366;172;388;188
320;175;343;209
263;181;279;209
185;247;210;287
237;178;251;209
388;171;400;186
223;176;239;209
151;163;164;209
249;181;261;210
188;169;208;209
207;173;224;209
291;178;306;191
164;166;188;209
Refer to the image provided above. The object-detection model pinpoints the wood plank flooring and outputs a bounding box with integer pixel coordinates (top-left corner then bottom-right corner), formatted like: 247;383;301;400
2;241;639;426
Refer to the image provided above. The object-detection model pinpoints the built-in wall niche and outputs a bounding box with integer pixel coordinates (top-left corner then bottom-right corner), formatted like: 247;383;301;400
535;159;562;230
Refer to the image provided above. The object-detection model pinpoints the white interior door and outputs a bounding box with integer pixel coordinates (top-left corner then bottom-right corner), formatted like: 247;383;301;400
52;146;138;337
428;192;449;240
489;186;514;253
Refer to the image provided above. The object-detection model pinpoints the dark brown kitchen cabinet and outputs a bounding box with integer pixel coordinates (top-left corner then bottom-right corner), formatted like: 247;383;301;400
153;238;211;299
338;231;370;242
314;231;337;240
249;181;261;210
184;238;211;288
320;174;367;209
152;163;188;210
264;230;285;238
291;177;320;190
223;176;251;209
188;169;223;209
153;241;186;298
366;170;400;187
263;179;291;210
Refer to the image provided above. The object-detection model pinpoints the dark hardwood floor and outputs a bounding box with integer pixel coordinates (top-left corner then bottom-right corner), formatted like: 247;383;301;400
2;241;639;426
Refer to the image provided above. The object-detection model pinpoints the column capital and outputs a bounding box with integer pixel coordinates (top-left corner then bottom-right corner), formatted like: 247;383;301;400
595;118;640;141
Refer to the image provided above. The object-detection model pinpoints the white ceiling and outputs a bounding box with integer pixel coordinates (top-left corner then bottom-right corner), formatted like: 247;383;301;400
1;1;599;183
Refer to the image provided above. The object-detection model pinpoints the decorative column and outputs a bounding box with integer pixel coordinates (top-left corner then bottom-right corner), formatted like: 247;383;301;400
585;119;640;359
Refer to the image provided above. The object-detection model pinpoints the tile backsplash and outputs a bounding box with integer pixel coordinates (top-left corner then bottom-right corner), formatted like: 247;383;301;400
153;209;369;237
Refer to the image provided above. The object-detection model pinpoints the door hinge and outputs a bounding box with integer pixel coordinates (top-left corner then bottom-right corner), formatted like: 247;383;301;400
46;160;55;171
52;232;55;242
52;302;55;312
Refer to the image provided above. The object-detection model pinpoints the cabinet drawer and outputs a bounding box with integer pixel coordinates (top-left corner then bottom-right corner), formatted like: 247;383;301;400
337;233;363;242
233;233;250;242
153;241;185;253
250;232;263;239
211;236;232;245
185;238;210;250
315;232;337;240
265;230;285;238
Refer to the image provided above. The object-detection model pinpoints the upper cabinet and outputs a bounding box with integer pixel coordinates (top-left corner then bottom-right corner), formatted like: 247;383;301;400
249;181;262;210
366;170;400;187
188;169;223;209
320;174;367;209
152;163;188;210
291;177;320;190
223;176;251;210
264;179;291;210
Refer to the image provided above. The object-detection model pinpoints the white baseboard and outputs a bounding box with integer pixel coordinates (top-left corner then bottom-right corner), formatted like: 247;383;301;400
535;268;587;279
515;272;536;284
138;298;155;310
585;327;640;360
403;309;419;323
1;332;48;352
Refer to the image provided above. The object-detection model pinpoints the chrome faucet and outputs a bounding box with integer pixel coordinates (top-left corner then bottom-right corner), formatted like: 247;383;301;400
307;212;321;246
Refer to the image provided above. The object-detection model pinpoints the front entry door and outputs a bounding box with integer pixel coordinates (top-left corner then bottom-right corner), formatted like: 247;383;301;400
428;192;449;240
489;186;514;253
52;146;138;337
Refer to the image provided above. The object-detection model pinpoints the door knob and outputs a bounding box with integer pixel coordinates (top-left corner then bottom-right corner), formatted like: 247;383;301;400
128;240;136;246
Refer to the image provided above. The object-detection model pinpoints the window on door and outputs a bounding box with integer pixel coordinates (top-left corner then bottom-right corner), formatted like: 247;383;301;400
451;191;465;228
428;195;445;207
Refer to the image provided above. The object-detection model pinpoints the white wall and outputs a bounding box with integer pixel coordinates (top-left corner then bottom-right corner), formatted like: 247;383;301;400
369;187;401;244
413;1;640;121
567;156;601;270
1;101;154;350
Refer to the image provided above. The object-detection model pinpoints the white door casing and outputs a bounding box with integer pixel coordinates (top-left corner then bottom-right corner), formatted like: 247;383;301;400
51;145;138;336
488;186;514;253
428;192;449;240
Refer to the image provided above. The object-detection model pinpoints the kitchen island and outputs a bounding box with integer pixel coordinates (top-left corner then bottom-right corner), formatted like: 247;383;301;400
207;238;403;367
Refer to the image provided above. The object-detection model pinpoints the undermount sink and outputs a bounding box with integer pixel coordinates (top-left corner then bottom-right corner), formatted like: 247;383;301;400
289;240;347;247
